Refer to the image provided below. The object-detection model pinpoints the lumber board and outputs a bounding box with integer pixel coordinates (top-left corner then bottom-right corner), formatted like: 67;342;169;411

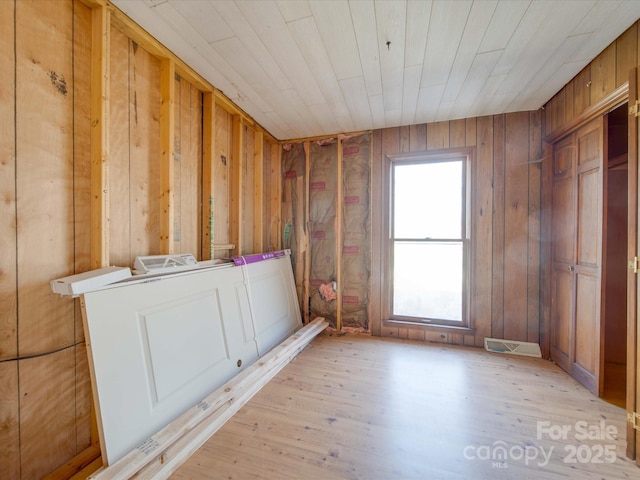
213;104;231;255
90;318;328;480
20;348;76;479
336;140;343;332
253;131;264;253
174;76;202;257
16;0;75;356
0;362;20;479
231;115;243;255
202;92;215;260
90;2;109;270
0;0;16;362
368;130;383;336
74;0;93;344
129;39;161;260
241;124;255;254
108;26;132;267
268;142;282;251
160;58;175;254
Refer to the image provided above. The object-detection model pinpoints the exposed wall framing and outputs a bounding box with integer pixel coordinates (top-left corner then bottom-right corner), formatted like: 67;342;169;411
0;0;280;478
281;134;372;331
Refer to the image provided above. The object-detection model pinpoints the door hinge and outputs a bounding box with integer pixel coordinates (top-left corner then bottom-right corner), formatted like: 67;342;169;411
630;100;640;117
629;257;639;274
627;412;640;431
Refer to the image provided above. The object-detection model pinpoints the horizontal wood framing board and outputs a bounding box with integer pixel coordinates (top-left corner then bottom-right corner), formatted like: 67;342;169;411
89;317;328;480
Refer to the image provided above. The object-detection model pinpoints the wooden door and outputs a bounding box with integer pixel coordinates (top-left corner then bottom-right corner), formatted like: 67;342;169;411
572;119;603;395
550;134;577;373
627;67;639;463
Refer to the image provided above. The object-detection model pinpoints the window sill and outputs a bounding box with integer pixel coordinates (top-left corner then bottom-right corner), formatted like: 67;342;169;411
383;318;476;336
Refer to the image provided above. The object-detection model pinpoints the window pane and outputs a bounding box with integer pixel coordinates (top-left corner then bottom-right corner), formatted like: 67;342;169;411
393;161;462;239
393;241;462;321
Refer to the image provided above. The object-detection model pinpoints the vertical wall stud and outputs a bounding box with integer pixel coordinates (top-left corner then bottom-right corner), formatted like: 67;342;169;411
253;131;264;253
202;92;215;260
231;115;244;255
336;138;344;332
160;58;175;253
90;4;109;269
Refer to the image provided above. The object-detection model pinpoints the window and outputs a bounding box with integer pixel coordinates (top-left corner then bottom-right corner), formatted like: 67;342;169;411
387;150;470;327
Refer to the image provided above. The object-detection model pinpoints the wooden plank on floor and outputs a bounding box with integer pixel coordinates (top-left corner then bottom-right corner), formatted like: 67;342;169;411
91;318;328;479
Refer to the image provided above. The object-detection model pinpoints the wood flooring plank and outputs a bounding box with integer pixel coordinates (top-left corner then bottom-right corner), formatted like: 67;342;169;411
173;334;638;480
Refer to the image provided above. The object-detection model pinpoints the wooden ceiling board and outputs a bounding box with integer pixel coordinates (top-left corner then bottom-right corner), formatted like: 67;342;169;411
404;0;433;68
440;1;497;115
309;0;362;81
276;0;313;22
350;0;383;98
212;1;294;93
420;1;472;89
111;0;640;140
339;76;372;131
287;16;351;125
478;0;530;53
491;1;550;77
171;0;235;44
236;1;325;107
376;0;406;127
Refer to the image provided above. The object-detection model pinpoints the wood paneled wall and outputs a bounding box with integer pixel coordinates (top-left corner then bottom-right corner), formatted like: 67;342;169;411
371;114;543;349
544;23;638;138
0;1;279;478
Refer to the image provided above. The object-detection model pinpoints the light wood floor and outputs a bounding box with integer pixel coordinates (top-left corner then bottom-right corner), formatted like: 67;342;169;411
171;333;639;480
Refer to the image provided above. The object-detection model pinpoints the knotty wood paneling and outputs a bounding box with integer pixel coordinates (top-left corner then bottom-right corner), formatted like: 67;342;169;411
372;113;542;347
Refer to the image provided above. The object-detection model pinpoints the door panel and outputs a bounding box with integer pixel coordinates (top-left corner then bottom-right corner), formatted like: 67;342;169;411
577;169;601;267
575;272;599;388
551;265;573;371
552;176;576;265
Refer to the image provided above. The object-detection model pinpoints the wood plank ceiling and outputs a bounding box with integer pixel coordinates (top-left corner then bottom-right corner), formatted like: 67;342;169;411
112;0;640;141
